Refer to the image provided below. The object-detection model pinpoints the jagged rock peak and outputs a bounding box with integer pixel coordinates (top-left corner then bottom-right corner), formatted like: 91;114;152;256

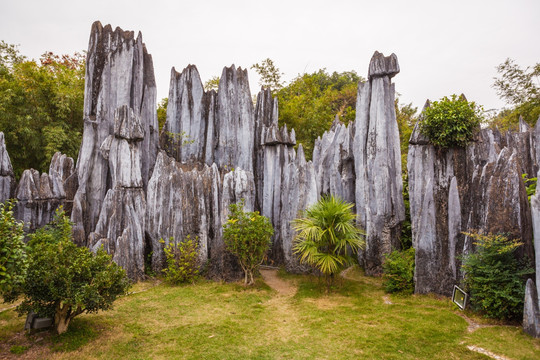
409;100;431;145
368;51;400;79
86;22;150;117
519;115;531;133
114;105;144;141
255;87;278;128
0;132;14;177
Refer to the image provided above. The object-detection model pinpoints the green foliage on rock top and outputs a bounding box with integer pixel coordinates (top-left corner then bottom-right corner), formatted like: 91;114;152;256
0;41;85;177
382;248;415;294
17;209;131;334
293;195;365;291
162;235;201;284
277;69;364;159
461;232;533;321
223;200;274;285
0;201;27;302
419;94;483;148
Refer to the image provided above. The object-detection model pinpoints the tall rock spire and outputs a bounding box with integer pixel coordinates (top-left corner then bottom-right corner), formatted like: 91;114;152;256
354;51;405;275
71;21;158;246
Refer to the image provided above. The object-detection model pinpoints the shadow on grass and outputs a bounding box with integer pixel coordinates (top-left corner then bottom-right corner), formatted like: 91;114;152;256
50;317;104;352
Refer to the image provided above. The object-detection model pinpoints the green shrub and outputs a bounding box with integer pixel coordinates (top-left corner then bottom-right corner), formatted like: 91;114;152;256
382;248;415;294
0;200;27;302
18;209;131;334
293;195;365;292
162;235;200;284
223;200;274;285
461;232;533;321
522;173;537;203
420;94;483;148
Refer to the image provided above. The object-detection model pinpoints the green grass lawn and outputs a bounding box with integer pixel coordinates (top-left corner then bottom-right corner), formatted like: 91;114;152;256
1;267;539;359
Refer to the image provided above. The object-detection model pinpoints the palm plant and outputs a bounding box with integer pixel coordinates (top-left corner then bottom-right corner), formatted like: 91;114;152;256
293;195;365;291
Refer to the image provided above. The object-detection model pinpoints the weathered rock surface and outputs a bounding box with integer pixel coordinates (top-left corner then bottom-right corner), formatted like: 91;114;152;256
409;120;534;295
354;52;405;275
523;279;540;338
145;151;254;278
88;105;147;278
71;21;158;246
162;64;254;173
312;117;355;205
0;132;15;203
530;158;540;304
13;153;76;233
255;90;318;268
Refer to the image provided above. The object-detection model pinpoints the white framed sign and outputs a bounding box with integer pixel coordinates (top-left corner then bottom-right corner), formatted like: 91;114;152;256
452;285;468;310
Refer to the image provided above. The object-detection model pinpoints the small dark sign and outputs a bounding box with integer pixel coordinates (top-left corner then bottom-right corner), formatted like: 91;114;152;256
452;285;468;310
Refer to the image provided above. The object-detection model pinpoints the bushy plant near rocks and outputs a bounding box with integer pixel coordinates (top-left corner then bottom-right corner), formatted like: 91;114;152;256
461;232;533;321
162;235;201;284
420;94;483;148
0;201;27;302
223;200;274;285
293;195;365;292
17;209;131;334
382;247;415;294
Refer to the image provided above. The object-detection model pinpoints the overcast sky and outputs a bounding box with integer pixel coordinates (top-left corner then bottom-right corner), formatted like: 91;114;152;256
1;0;539;113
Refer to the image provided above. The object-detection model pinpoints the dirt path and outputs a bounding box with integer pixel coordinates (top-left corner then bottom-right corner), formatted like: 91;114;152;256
259;268;297;296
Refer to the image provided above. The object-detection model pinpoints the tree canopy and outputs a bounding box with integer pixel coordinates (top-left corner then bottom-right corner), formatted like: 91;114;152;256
0;41;85;177
490;58;540;130
277;69;363;159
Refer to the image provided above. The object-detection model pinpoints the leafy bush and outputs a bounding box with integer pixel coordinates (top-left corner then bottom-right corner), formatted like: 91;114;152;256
420;94;483;148
382;248;415;294
461;232;533;321
18;209;131;334
223;200;274;285
0;201;27;302
522;173;537;203
162;235;200;284
293;195;365;291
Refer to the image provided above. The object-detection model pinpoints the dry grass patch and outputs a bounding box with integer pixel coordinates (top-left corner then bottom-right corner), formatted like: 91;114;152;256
0;273;539;359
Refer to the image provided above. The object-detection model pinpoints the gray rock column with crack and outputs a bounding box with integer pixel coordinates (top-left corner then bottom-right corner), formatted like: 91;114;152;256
354;51;405;275
71;21;158;246
0;132;15;203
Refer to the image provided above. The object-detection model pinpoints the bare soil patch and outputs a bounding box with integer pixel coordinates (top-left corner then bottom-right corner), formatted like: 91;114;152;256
259;269;297;296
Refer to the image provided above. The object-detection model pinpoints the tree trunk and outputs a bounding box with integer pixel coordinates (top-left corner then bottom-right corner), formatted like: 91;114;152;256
54;305;71;334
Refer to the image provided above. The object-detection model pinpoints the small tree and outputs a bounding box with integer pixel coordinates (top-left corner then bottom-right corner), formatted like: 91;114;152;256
223;200;274;285
162;235;201;284
420;94;483;148
293;195;365;292
382;248;415;294
18;209;131;334
251;58;284;93
461;232;533;321
0;201;27;302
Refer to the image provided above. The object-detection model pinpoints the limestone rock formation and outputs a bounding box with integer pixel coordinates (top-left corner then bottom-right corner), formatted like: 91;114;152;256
312;117;355;205
145;151;255;278
162;64;254;173
88;105;147;278
0;132;15;203
71;21;158;246
256;91;318;268
409;120;534;295
523;279;540;338
13;153;76;233
354;52;405;275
